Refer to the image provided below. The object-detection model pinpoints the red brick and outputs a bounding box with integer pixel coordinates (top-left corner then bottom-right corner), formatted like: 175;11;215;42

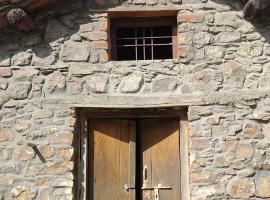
93;41;109;49
99;18;108;31
99;50;109;62
178;34;187;45
89;31;107;41
178;14;204;23
178;47;188;58
80;23;94;32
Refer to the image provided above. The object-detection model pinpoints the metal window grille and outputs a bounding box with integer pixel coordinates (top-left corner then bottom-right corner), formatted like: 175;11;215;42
116;26;173;61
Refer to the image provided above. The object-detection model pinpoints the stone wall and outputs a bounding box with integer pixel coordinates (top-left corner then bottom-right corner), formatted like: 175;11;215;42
0;0;270;199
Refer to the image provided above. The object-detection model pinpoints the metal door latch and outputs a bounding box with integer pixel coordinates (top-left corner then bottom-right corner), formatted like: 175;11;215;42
141;184;171;200
124;184;135;192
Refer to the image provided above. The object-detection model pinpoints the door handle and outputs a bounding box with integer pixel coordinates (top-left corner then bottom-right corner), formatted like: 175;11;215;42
143;165;148;183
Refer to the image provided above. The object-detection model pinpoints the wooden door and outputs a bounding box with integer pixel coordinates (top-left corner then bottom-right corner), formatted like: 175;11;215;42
88;119;136;200
139;118;181;200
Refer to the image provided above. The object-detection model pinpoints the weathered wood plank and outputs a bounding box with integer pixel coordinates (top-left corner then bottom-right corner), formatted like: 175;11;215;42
140;118;181;200
89;119;135;200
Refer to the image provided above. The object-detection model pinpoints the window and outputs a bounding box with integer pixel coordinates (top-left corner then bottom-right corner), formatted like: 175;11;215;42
110;17;177;61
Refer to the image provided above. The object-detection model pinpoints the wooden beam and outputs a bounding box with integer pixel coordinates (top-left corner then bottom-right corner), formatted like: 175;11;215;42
107;6;181;18
78;107;188;118
179;115;190;200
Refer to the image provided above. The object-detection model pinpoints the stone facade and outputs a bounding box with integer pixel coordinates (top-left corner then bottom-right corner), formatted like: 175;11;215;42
0;0;270;199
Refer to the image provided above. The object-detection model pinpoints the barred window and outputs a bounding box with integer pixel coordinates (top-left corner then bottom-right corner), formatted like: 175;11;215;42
110;17;177;61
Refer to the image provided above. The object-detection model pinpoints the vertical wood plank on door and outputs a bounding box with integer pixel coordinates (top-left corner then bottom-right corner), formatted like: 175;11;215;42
128;121;136;200
89;119;135;200
140;119;153;200
140;118;181;200
78;115;88;200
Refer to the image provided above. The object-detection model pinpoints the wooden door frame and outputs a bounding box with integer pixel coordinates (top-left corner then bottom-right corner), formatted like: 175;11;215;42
76;107;190;200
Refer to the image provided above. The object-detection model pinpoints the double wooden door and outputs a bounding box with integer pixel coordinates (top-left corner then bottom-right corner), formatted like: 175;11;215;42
88;118;181;200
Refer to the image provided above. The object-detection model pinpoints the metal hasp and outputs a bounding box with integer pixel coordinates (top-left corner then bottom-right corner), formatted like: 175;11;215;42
141;184;172;200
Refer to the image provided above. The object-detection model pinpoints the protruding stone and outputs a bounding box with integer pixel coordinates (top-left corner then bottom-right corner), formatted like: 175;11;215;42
120;73;143;93
213;156;230;168
53;188;72;199
50;132;73;145
39;145;54;159
191;171;217;183
0;148;11;160
222;61;246;88
69;64;94;76
242;122;264;139
13;68;39;82
11;186;37;200
193;32;213;48
255;173;270;198
0;79;8;90
86;74;109;93
11;52;32;66
58;147;73;160
68;78;84;95
61;41;91;62
0;127;14;142
15;121;30;132
0;91;10;107
258;72;270;88
45;161;74;174
238;42;263;57
46;71;66;94
25;165;39;177
236;143;254;159
215;12;241;28
191;138;209;150
227;177;255;198
39;189;50;200
215;32;241;43
32;49;56;66
193;185;216;198
15;147;35;160
152;75;178;92
8;82;32;100
34;111;53;119
237;168;255;177
205;46;225;63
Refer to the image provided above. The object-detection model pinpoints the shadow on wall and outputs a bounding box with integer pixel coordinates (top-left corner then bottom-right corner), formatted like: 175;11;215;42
0;0;83;65
210;0;270;42
1;0;270;66
0;0;183;67
210;0;245;10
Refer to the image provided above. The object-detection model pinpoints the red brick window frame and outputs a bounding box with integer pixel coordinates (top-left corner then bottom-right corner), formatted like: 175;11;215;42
110;16;178;61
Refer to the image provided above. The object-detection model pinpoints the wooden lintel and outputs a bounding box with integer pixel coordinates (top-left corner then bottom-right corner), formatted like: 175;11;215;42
78;107;188;119
106;7;182;18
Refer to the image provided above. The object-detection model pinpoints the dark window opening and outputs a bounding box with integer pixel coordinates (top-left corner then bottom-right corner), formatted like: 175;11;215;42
115;26;173;61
